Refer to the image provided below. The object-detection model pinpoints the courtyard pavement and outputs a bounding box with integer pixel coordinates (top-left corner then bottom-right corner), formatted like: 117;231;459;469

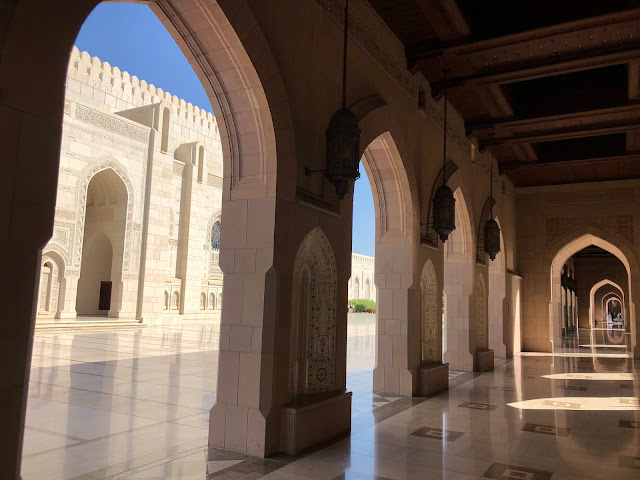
21;315;640;479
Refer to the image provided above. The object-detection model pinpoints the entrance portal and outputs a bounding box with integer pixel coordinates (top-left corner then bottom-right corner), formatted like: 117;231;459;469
75;169;128;317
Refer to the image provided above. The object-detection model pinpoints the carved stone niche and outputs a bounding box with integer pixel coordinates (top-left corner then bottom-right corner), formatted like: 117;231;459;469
417;260;449;396
281;227;351;454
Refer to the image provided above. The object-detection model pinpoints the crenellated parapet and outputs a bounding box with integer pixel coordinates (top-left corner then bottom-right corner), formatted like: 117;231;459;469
67;46;218;135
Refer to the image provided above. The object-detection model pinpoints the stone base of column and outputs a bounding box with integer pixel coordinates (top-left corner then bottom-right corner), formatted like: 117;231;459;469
417;362;449;396
280;390;352;455
475;349;494;372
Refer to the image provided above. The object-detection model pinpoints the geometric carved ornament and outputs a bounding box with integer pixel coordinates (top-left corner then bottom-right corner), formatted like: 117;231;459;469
546;215;633;246
289;227;337;396
475;274;487;351
420;259;440;363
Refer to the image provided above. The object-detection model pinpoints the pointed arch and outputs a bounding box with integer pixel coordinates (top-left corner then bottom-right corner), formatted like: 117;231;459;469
547;229;638;352
590;279;626;327
290;227;338;397
39;250;67;317
358;105;419;245
210;292;216;310
420;260;441;363
445;187;474;262
73;158;136;273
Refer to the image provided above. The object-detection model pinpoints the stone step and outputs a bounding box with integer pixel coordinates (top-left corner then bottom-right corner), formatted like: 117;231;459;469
35;320;144;330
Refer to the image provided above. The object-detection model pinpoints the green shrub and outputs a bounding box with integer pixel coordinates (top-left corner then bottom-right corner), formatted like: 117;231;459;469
349;299;376;313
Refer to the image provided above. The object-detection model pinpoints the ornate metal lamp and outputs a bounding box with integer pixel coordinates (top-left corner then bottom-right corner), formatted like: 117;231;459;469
432;80;456;242
484;158;501;261
325;0;360;198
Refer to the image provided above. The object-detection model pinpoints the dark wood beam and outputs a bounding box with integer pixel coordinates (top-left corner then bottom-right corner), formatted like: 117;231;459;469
500;153;640;172
409;10;640;92
414;0;470;42
505;152;640;186
471;105;640;147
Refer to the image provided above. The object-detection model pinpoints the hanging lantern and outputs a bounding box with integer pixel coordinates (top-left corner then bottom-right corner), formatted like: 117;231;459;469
484;217;501;260
432;184;456;242
325;0;361;199
484;158;501;261
431;72;456;243
326;107;360;198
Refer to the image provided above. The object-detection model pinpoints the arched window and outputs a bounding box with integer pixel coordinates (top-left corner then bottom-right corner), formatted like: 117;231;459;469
211;221;221;250
354;277;360;300
210;292;216;310
218;293;222;309
172;291;180;310
200;292;206;310
164;291;169;310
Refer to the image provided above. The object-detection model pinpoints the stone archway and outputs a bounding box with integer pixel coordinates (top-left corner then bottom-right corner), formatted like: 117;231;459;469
0;0;298;469
37;251;67;319
357;107;420;395
76;169;128;317
590;279;626;328
546;230;639;356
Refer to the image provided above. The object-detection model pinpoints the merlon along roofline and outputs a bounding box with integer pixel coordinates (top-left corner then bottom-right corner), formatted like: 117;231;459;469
68;46;217;130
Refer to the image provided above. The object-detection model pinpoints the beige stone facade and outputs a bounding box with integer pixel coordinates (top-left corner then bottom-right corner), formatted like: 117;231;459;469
348;253;375;301
36;48;224;323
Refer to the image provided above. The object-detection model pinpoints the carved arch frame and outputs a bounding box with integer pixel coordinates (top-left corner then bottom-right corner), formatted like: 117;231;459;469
73;158;136;275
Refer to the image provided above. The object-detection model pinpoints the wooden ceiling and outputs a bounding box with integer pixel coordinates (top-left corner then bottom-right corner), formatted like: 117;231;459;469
367;0;640;186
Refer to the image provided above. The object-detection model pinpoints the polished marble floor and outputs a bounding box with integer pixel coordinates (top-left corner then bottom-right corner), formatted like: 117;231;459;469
22;317;640;479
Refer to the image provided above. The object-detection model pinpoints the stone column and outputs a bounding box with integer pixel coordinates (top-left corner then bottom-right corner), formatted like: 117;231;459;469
443;260;475;370
373;242;418;395
60;274;79;319
0;91;64;479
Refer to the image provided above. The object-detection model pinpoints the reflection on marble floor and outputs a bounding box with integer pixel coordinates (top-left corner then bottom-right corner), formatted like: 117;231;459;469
22;314;640;479
553;329;632;356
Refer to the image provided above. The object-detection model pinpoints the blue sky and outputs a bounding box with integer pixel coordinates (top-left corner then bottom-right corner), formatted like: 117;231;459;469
76;3;375;257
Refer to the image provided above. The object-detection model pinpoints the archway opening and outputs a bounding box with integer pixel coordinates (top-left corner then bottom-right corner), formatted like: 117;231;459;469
346;160;376;400
75;169;127;317
348;127;417;397
550;235;635;355
18;0;287;474
77;232;114;315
